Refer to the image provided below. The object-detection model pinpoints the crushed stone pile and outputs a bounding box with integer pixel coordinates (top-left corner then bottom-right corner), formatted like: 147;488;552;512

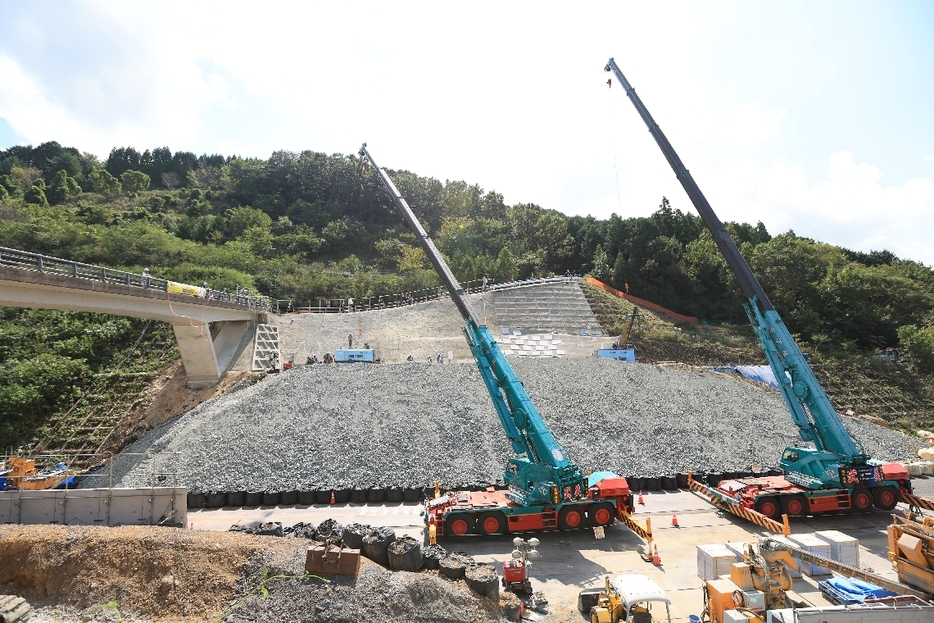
103;358;924;493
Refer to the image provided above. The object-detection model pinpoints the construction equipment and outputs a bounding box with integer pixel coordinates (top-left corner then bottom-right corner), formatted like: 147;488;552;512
581;574;672;623
605;57;913;519
888;512;934;595
502;536;539;595
0;457;73;491
359;143;651;545
702;537;928;623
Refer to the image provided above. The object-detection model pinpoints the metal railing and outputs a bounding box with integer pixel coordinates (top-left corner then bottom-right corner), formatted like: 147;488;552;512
0;246;270;310
281;276;584;315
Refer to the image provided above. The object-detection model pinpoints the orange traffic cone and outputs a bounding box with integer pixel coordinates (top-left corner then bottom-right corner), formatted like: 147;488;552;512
638;490;644;505
652;544;661;565
330;490;336;505
671;511;679;527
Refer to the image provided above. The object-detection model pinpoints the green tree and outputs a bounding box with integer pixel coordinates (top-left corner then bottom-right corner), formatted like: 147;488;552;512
24;183;49;206
120;169;151;193
88;168;122;194
898;325;934;374
46;170;82;204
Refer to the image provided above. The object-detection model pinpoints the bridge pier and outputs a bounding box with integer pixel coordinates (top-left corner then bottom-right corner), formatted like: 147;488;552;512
173;320;256;388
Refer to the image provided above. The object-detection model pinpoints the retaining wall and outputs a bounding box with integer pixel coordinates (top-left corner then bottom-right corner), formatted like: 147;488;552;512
0;487;186;526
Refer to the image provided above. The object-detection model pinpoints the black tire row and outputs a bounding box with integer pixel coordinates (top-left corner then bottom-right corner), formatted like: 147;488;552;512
186;470;783;508
187;486;428;509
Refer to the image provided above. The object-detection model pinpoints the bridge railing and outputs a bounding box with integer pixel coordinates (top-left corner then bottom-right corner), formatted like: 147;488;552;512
0;246;270;311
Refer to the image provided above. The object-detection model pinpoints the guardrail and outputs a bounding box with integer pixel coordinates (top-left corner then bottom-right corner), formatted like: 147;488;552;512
0;246;270;310
281;276;584;315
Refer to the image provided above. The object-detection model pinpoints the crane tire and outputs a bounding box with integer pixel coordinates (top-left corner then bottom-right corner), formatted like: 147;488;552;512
559;506;586;530
755;497;782;521
589;503;616;527
446;514;474;536
873;486;899;511
851;488;873;512
781;494;807;516
478;511;507;535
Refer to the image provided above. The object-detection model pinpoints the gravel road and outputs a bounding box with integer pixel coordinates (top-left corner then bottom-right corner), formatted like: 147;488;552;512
106;357;924;493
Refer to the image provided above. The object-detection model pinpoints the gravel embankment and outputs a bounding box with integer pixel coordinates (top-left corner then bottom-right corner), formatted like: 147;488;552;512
105;358;924;493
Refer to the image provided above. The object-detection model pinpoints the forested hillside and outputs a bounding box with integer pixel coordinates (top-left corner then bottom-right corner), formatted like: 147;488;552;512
2;140;934;451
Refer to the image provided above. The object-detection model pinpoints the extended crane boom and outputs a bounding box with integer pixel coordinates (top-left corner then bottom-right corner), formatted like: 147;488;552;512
358;143;641;540
605;58;909;517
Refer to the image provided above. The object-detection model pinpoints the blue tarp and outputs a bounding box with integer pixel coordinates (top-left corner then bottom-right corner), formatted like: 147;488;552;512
712;365;787;389
818;577;896;605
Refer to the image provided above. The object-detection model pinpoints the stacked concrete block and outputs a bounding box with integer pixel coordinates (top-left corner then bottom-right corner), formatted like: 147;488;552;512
814;530;859;568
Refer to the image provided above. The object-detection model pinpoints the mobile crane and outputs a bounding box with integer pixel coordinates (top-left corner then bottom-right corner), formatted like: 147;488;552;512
604;57;911;520
358;143;647;541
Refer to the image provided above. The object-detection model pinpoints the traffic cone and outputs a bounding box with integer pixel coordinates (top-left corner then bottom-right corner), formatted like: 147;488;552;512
330;490;335;505
652;544;661;565
638;490;644;505
671;511;679;528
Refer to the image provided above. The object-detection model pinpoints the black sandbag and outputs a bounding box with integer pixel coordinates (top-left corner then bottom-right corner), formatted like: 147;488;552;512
421;543;447;570
465;563;499;598
315;518;344;544
362;526;396;567
244;491;263;507
262;491;280;506
439;551;473;580
388;536;423;572
186;492;205;509
255;521;283;537
285;521;317;539
226;491;246;507
280;490;298;506
342;523;371;549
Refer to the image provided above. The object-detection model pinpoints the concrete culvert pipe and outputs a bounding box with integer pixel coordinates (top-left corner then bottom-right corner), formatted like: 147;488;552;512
388;536;423;572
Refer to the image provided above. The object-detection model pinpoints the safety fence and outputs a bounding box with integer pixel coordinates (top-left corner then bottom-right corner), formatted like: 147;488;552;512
584;277;698;325
0;245;270;310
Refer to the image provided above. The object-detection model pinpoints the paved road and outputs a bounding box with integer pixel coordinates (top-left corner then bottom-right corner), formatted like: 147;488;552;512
189;489;914;622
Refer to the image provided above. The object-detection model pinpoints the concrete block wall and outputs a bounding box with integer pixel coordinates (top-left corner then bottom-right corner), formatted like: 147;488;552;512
0;487;186;527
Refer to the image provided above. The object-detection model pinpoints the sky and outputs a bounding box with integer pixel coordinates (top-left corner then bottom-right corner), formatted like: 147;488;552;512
1;0;933;267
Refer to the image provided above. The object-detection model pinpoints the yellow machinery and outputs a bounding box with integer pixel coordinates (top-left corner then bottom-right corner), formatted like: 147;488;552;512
587;574;672;623
704;543;792;623
0;457;72;491
889;512;934;595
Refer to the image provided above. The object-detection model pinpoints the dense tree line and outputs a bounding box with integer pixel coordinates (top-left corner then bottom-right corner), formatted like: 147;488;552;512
2;141;934;360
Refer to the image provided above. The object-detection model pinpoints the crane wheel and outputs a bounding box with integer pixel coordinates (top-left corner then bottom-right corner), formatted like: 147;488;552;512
589;503;615;527
872;485;898;511
781;494;807;516
478;512;507;535
850;488;873;512
559;506;586;530
447;515;474;535
754;497;781;520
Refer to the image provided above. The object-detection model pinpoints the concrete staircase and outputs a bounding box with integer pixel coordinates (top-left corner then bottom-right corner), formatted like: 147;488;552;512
487;281;602;336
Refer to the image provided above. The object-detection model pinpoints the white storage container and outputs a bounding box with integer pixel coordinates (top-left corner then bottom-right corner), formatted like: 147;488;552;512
814;529;859;568
789;533;832;576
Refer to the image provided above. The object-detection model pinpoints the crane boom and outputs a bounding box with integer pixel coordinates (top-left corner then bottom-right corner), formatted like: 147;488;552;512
604;59;872;490
358;144;585;507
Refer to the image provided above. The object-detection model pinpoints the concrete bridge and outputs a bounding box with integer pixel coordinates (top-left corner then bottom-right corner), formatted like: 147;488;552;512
0;247;268;387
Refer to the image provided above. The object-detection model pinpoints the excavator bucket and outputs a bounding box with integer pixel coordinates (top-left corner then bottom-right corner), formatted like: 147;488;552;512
305;543;361;577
